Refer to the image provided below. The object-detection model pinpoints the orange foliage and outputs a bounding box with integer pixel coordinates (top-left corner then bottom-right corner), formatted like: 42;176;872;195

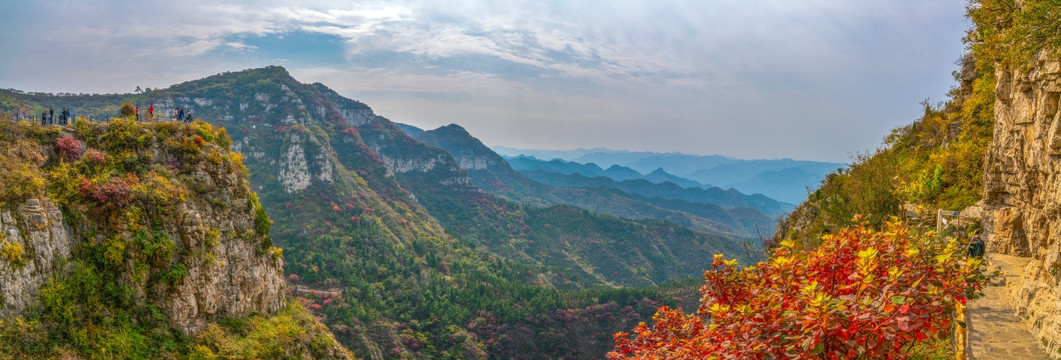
610;219;983;359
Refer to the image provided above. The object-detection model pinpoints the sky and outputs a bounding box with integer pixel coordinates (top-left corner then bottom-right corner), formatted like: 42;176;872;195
0;1;970;163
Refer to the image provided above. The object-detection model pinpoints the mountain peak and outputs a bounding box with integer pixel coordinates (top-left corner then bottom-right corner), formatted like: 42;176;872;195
247;65;290;76
436;123;469;134
166;65;296;92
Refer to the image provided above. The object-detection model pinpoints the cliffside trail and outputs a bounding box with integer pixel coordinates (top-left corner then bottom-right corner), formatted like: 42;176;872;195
968;254;1047;359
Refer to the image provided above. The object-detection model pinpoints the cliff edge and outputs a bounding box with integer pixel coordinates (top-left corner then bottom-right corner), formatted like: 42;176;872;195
0;117;352;358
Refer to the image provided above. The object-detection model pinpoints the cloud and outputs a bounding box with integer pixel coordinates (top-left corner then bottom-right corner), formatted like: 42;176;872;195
0;0;969;162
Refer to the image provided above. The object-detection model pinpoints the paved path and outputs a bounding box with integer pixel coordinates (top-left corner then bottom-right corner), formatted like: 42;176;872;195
967;253;1048;360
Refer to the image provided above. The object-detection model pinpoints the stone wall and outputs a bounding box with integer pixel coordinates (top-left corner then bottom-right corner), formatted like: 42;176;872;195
982;51;1061;354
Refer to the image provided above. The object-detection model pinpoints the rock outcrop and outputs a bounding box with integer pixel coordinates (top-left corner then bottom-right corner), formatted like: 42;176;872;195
0;121;286;336
153;153;287;334
982;50;1061;354
0;198;74;316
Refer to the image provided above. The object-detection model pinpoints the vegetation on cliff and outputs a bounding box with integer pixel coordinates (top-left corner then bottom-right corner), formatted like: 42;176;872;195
0;117;350;359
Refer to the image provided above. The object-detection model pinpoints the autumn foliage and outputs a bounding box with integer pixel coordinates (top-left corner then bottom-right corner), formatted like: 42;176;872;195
55;137;84;162
78;175;136;215
610;219;984;359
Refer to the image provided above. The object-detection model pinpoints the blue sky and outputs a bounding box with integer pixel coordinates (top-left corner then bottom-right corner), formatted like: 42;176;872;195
0;0;969;162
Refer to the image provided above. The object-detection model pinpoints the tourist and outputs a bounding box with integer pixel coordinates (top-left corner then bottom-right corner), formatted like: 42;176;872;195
969;233;985;258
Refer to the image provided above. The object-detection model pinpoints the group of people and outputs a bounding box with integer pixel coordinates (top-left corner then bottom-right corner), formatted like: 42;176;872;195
171;105;193;122
40;107;72;126
134;103;193;123
29;103;197;127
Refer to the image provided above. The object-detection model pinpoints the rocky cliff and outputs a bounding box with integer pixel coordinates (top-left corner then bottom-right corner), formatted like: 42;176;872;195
982;50;1061;354
0;198;72;316
0;119;351;358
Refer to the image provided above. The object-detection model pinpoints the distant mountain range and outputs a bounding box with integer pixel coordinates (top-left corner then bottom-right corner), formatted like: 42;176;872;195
492;147;845;204
408;124;781;237
505;156;707;190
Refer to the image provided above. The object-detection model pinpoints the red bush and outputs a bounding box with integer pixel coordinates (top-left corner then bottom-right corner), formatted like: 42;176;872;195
610;220;984;359
83;149;106;164
78;175;135;214
55;137;84;161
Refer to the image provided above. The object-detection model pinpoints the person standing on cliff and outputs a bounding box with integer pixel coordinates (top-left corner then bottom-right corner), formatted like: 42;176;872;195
148;103;154;121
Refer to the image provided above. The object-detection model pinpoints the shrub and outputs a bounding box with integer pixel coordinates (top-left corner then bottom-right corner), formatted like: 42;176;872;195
135;229;175;268
78;175;136;215
0;241;26;268
610;219;985;359
83;149;106;165
159;263;189;286
120;103;135;116
249;193;272;236
55;137;84;162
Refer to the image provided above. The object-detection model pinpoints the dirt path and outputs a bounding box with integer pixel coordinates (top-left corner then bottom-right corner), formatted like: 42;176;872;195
967;253;1048;360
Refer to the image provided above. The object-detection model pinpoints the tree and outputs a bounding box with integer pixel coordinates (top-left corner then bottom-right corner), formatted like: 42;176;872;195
119;103;135;116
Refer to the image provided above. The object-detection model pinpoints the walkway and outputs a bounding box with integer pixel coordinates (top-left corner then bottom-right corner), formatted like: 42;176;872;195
967;253;1048;359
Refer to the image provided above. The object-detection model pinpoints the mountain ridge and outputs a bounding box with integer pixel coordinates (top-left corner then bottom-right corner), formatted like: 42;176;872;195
496;146;844;204
410;123;774;238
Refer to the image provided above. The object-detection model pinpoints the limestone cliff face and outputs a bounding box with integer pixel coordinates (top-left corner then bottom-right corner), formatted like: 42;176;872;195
982;51;1061;353
0;121;285;336
0;198;73;316
150;150;286;334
